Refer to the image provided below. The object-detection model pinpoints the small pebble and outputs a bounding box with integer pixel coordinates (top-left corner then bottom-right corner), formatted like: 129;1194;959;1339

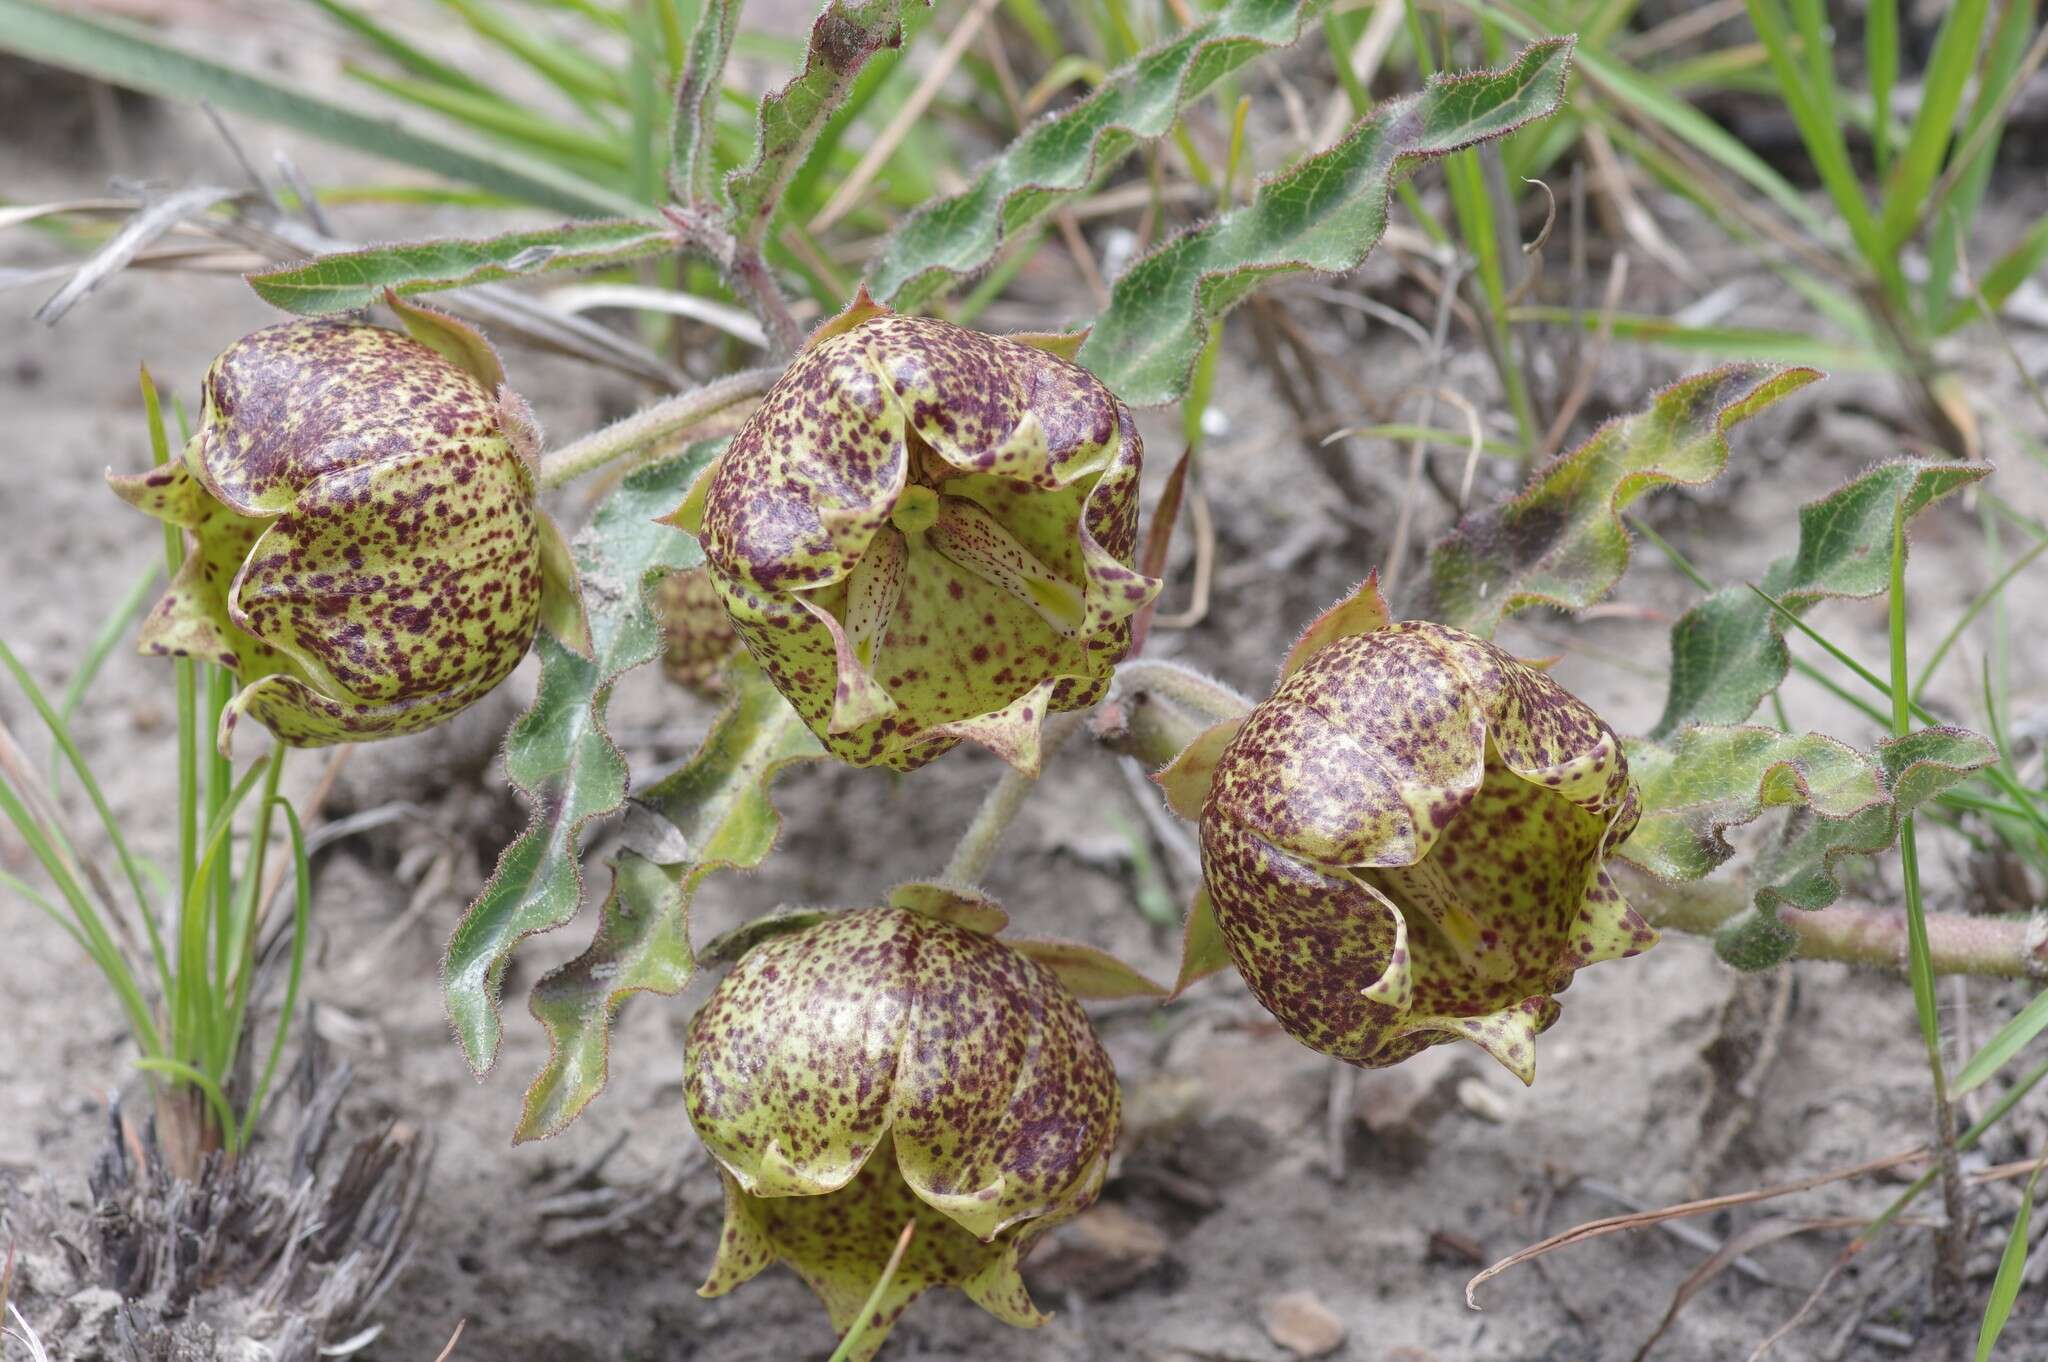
1455;1076;1513;1124
1259;1288;1346;1358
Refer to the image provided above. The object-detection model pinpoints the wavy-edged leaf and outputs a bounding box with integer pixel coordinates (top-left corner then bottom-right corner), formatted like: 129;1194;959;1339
0;0;639;217
669;0;742;205
1414;365;1822;635
1650;459;1991;739
727;1;916;247
248;219;676;315
1075;37;1575;407
1619;723;1996;969
866;0;1327;310
442;440;724;1074
516;659;822;1141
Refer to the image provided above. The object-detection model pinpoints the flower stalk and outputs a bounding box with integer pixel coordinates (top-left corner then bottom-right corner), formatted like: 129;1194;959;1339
535;364;781;490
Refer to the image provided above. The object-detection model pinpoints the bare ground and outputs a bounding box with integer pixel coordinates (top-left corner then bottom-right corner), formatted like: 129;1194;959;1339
6;14;2048;1362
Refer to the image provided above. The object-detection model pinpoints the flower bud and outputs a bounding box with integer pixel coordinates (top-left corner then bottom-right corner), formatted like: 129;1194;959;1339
673;295;1157;773
686;901;1118;1358
656;566;742;694
109;310;581;752
1193;590;1653;1083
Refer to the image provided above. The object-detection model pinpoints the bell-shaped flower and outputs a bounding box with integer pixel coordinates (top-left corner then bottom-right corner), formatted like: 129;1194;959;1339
107;303;582;752
1166;579;1654;1083
672;293;1157;773
686;889;1130;1359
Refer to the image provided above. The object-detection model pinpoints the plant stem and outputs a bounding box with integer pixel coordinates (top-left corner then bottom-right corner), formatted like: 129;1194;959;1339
940;711;1087;886
535;365;781;489
664;204;808;354
1109;659;1253;728
1608;865;2046;979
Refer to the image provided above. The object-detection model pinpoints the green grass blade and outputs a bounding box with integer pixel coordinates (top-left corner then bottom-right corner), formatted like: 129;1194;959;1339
0;867;93;957
239;797;311;1147
140;369;201;921
1925;1;2036;321
1888;500;1947;1097
130;1057;238;1152
439;0;627;111
215;752;285;1080
1977;1159;2043;1361
55;558;159;726
1913;536;2048;701
1940;191;2048;335
1509;306;1884;369
1866;0;1898;175
1957;989;2048;1096
0;639;163;969
1877;0;1991;251
344;66;632;172
304;0;499;100
1478;0;1826;237
0;778;161;1055
1744;0;1885;277
624;0;664;206
176;753;268;1066
0;0;640;216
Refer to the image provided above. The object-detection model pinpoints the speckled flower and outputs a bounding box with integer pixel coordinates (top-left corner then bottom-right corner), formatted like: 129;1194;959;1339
108;303;583;752
1167;579;1654;1084
685;892;1120;1360
670;292;1158;773
656;565;742;694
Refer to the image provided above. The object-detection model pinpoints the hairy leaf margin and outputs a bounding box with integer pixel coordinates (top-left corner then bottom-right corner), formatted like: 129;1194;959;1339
441;440;724;1074
1074;36;1576;407
1414;364;1822;636
866;0;1329;311
247;219;677;315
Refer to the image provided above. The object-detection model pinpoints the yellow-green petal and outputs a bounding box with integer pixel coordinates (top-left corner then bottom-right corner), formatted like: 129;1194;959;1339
1198;612;1651;1081
694;306;1157;772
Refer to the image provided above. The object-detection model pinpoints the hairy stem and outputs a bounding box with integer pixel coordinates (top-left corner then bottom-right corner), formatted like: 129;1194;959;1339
664;204;807;354
1611;864;2045;980
1101;672;2048;982
940;711;1087;886
536;365;780;489
1110;659;1254;727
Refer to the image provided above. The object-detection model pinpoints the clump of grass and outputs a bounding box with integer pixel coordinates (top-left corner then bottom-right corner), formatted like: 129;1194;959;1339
0;370;309;1179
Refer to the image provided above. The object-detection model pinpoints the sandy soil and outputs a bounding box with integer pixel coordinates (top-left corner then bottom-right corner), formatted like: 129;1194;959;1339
5;9;2048;1362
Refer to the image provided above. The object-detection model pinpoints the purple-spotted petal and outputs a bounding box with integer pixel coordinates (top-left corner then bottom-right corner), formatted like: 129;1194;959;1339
109;317;550;751
1198;609;1651;1082
692;304;1157;772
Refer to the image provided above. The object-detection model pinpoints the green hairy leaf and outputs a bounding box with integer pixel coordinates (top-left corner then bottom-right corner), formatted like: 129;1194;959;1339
1075;37;1575;407
1650;459;1991;739
1619;723;1995;969
0;0;639;217
726;0;916;247
443;441;724;1074
866;0;1329;311
516;659;821;1141
1415;364;1822;637
669;0;743;205
247;219;677;315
